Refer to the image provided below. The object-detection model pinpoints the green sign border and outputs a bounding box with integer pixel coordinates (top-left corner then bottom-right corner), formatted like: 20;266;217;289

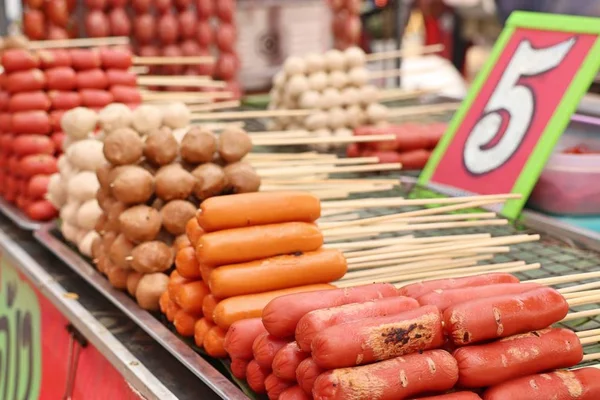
419;11;600;219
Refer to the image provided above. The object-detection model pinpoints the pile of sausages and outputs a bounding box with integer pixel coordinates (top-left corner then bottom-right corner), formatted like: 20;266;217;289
85;0;132;38
23;0;77;40
269;47;388;153
160;191;348;358
328;0;362;50
348;122;448;170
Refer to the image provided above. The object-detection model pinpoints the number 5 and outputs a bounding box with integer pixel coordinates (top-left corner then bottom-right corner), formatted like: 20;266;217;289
463;37;577;175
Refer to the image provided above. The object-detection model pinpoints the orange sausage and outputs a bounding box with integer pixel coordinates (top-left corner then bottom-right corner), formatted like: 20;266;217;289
168;270;190;304
176;281;209;315
262;283;398;338
173;309;199;337
279;386;312;400
246;360;270;394
213;284;335;330
204;326;228;358
199;263;214;283
174;235;192;251
209;249;347;298
166;298;181;322
296;357;323;395
194;318;214;348
272;342;309;381
265;374;293;400
224;318;268;360
230;357;249;380
202;294;219;323
175;246;201;279
196;222;323;266
196;191;321;232
252;332;290;369
185;217;204;247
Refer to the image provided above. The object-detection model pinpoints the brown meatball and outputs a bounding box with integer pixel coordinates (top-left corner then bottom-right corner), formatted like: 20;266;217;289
224;162;261;194
154;164;197;201
103;128;143;165
160;200;197;235
144;127;179;166
180;127;217;164
191;163;228;200
217;127;253;163
118;205;162;243
111;165;155;205
131;241;174;273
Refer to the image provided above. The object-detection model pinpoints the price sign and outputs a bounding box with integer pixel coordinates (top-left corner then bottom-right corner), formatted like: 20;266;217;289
419;12;600;219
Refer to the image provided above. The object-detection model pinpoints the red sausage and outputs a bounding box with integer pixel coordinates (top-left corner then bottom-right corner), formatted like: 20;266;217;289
6;69;47;93
76;69;108;89
80;90;114;108
45;67;77;90
0;91;8;111
444;287;569;346
178;10;197;39
196;0;213;19
215;53;237;80
106;69;137;87
216;24;236;53
27;175;51;199
12;135;55;156
48;91;82;110
296;357;323;395
230;357;249;380
51;132;65;152
313;350;459;400
70;49;101;70
38;49;72;69
196;21;213;47
312;305;444;369
252;333;290;369
279;386;312;400
265;374;293;400
395;149;432;170
419;393;482;400
49;111;66;131
85;11;110;38
108;8;131;36
8;92;51;112
295;296;419;352
24;9;46;40
224;318;268;360
19;154;58;178
417;283;543;311
133;14;156;45
110;86;142;104
99;48;133;70
12;111;51;135
215;0;235;22
132;0;151;13
272;342;309;381
2;49;40;73
454;328;583;388
483;368;600;400
158;13;180;44
398;273;520;299
262;283;398;339
26;200;58;221
246;360;270;394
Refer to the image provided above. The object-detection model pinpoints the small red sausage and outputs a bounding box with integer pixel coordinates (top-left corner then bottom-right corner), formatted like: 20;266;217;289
158;13;180;45
454;328;583;388
419;393;482;400
296;357;323;395
262;283;398;339
26;200;58;221
178;9;197;39
19;154;58;178
230;358;249;380
12;135;55;156
215;53;237;80
110;86;142;104
133;14;156;45
216;24;236;53
27;175;51;199
312;305;445;369
70;49;101;70
49;111;66;132
296;296;419;352
253;333;290;369
483;368;600;400
0;91;8;111
45;67;77;90
50;132;65;152
313;349;459;400
6;69;47;93
215;0;235;22
80;89;114;108
196;21;213;47
2;49;40;73
272;342;309;381
76;69;108;89
224;318;268;360
246;360;270;394
8;92;51;112
417;283;543;311
398;273;520;299
38;49;72;69
12;111;51;135
108;8;131;36
48;91;82;110
0;114;12;132
444;287;569;346
106;69;137;87
279;386;312;400
265;374;293;400
99;48;133;70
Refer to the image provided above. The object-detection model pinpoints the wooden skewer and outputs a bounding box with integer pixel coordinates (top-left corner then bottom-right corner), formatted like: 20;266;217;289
245;152;324;160
388;103;460;118
379;87;448;102
188;100;241;112
365;44;445;62
562;309;600;322
369;65;444;80
137;77;227;88
258;162;402;177
141;90;232;100
577;329;600;338
533;271;600;286
563;290;600;300
579;337;600;346
560;281;600;294
192;109;312;120
321;212;497;230
129;66;149;75
567;294;600;307
324;233;492;250
254;156;381;168
133;56;214;65
582;353;600;361
263;178;400;186
252;134;397;147
28;36;129;49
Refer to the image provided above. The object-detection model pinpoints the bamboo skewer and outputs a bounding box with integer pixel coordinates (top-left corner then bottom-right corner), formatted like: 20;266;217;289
563;290;600;300
321;212;497;230
579;337;600;346
189;100;241;112
567;294;600;307
324;233;492;251
192;109;312;120
137;77;227;88
28;36;130;49
379;87;449;102
563;309;600;322
387;103;461;118
365;44;445;62
133;56;214;65
141;90;232;100
252;134;397;147
257;162;402;177
582;353;600;361
369;66;443;80
577;329;600;339
254;156;381;168
560;281;600;294
533;272;600;286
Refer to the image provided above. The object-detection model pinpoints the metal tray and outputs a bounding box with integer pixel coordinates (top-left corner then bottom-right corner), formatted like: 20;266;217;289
33;225;250;400
0;197;43;230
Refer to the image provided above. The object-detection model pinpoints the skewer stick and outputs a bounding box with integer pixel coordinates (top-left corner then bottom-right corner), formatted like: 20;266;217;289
258;162;402;177
133;56;214;65
324;233;492;250
387;103;460;118
254;156;381;168
192;109;312;120
533;271;600;286
563;290;600;300
582;353;600;361
252;134;397;147
346;245;509;265
137;77;227;88
567;294;600;307
560;281;600;294
348;250;504;271
262;178;401;185
141;90;232;100
379;87;448;102
28;36;129;49
365;44;445;62
562;309;600;322
320;212;497;229
579;337;600;346
577;329;600;338
189;100;241;112
369;65;443;80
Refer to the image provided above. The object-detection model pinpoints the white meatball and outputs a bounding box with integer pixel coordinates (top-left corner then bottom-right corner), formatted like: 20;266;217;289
46;174;67;208
345;47;367;68
366;103;390;123
287;74;309;96
310;129;332;153
57;155;78;180
305;53;326;73
304;111;329;130
284;56;306;76
78;231;100;257
299;91;322;109
324;49;346;71
327;107;347;129
359;85;379;105
98;103;133;133
273;71;286;88
132;104;163;135
61;222;82;244
162;102;191;129
76;199;103;231
67;171;99;203
340;87;360;106
321;88;342;109
345;104;367;128
60;201;80;226
328;71;349;89
332;128;353;149
66;139;106;171
61;107;98;140
348;67;369;87
308;72;328;92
